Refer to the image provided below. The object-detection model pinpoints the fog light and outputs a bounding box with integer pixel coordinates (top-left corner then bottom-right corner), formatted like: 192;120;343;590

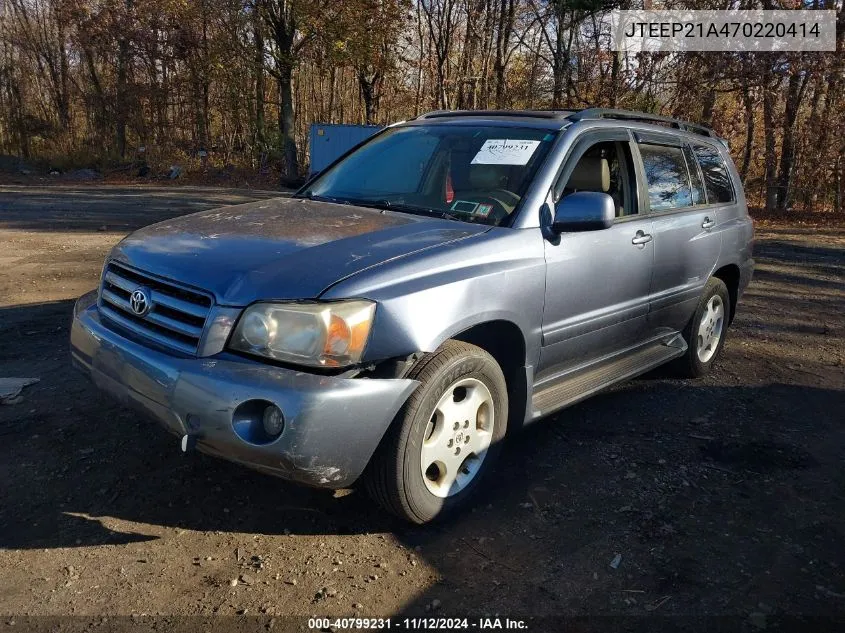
262;404;285;437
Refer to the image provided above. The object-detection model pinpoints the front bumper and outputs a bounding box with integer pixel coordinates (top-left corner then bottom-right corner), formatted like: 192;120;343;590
70;290;418;488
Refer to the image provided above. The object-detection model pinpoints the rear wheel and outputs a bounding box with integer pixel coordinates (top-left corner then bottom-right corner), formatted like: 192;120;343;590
366;340;508;524
675;277;731;378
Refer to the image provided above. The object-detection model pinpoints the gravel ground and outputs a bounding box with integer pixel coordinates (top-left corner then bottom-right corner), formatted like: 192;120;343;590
0;185;843;632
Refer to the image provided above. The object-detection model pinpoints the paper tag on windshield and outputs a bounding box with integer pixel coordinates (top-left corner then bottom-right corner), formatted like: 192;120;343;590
471;139;541;166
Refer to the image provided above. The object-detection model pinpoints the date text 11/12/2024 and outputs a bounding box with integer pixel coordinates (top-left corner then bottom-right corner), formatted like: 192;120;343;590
308;617;529;630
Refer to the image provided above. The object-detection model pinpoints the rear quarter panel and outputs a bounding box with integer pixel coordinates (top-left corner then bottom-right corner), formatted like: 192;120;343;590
714;145;755;296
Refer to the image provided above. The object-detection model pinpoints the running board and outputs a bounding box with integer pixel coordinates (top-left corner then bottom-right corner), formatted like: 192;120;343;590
531;335;686;418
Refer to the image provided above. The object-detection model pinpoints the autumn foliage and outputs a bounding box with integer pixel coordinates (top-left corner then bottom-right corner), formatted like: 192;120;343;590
0;0;842;212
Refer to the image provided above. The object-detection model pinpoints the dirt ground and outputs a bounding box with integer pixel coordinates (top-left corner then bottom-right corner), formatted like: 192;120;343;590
1;185;843;632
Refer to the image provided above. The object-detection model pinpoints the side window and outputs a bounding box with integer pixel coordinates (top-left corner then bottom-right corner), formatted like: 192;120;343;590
683;145;706;205
558;140;636;217
693;144;735;203
638;143;693;211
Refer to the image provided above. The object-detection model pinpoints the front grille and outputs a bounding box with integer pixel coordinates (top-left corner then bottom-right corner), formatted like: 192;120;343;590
98;261;213;355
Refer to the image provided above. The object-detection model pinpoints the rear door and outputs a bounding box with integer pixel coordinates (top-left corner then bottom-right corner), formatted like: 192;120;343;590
633;133;722;335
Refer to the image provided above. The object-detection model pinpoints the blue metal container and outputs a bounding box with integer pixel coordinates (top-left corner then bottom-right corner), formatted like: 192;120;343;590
309;123;383;176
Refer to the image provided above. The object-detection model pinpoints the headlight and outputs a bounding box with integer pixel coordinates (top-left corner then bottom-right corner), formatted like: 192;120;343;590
228;300;376;367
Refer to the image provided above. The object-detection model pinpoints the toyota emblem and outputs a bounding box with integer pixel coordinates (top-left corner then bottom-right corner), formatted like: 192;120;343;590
129;287;152;316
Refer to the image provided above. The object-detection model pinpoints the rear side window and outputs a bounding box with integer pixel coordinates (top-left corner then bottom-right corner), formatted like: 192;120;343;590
683;145;706;205
638;143;692;211
693;144;735;203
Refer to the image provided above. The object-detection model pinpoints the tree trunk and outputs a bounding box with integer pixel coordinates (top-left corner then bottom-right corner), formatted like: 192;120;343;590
55;4;70;132
414;1;424;116
564;20;575;106
762;69;778;213
253;1;266;150
196;8;211;152
740;79;754;184
479;0;494;108
799;77;824;211
115;0;133;158
327;66;336;122
551;15;566;108
264;0;300;182
277;63;298;181
609;50;620;108
493;0;515;108
83;46;108;144
456;0;483;109
700;86;716;127
358;68;382;125
775;69;807;212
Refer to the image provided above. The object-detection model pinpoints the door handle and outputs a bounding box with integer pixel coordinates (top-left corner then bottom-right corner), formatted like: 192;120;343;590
702;217;716;230
632;230;653;246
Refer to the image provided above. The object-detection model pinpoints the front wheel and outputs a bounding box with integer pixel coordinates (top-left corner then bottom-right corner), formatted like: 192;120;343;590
366;340;508;524
674;277;731;378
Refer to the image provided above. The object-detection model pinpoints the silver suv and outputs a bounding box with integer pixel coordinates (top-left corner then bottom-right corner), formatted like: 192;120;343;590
71;108;754;523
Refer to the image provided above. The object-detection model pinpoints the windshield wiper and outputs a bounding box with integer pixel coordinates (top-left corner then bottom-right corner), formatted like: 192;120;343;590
301;194;467;223
345;198;465;222
297;192;347;204
431;209;464;222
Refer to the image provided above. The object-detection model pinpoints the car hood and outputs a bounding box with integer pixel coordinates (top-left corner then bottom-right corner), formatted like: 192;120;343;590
110;197;487;305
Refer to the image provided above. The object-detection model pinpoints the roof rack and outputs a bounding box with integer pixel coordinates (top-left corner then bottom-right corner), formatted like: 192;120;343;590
568;108;716;138
417;109;572;121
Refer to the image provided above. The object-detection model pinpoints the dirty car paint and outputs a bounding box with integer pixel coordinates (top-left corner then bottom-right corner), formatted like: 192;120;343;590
112;197;488;305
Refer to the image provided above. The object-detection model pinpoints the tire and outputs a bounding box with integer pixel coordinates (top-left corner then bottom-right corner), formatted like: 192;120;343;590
366;340;509;524
674;277;731;378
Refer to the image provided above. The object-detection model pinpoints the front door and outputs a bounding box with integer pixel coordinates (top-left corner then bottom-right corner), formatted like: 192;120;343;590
538;131;655;378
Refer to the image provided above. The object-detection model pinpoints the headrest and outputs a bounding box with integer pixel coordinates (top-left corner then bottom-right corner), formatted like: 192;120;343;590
567;157;610;192
468;166;506;190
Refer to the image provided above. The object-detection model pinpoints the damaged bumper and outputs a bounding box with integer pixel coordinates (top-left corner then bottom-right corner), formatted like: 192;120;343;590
70;290;418;488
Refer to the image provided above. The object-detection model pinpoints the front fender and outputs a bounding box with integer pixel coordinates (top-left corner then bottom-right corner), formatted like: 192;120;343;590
322;227;547;368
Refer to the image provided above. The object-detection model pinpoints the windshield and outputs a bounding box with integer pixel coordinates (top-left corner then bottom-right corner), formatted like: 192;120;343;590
299;125;558;226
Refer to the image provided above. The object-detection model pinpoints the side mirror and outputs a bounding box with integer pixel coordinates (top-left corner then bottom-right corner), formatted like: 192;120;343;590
552;192;615;234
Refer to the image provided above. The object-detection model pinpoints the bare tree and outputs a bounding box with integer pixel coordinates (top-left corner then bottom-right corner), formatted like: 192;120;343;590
0;0;840;217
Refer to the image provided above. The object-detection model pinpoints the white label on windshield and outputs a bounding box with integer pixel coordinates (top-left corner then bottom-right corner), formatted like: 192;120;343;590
471;139;541;165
